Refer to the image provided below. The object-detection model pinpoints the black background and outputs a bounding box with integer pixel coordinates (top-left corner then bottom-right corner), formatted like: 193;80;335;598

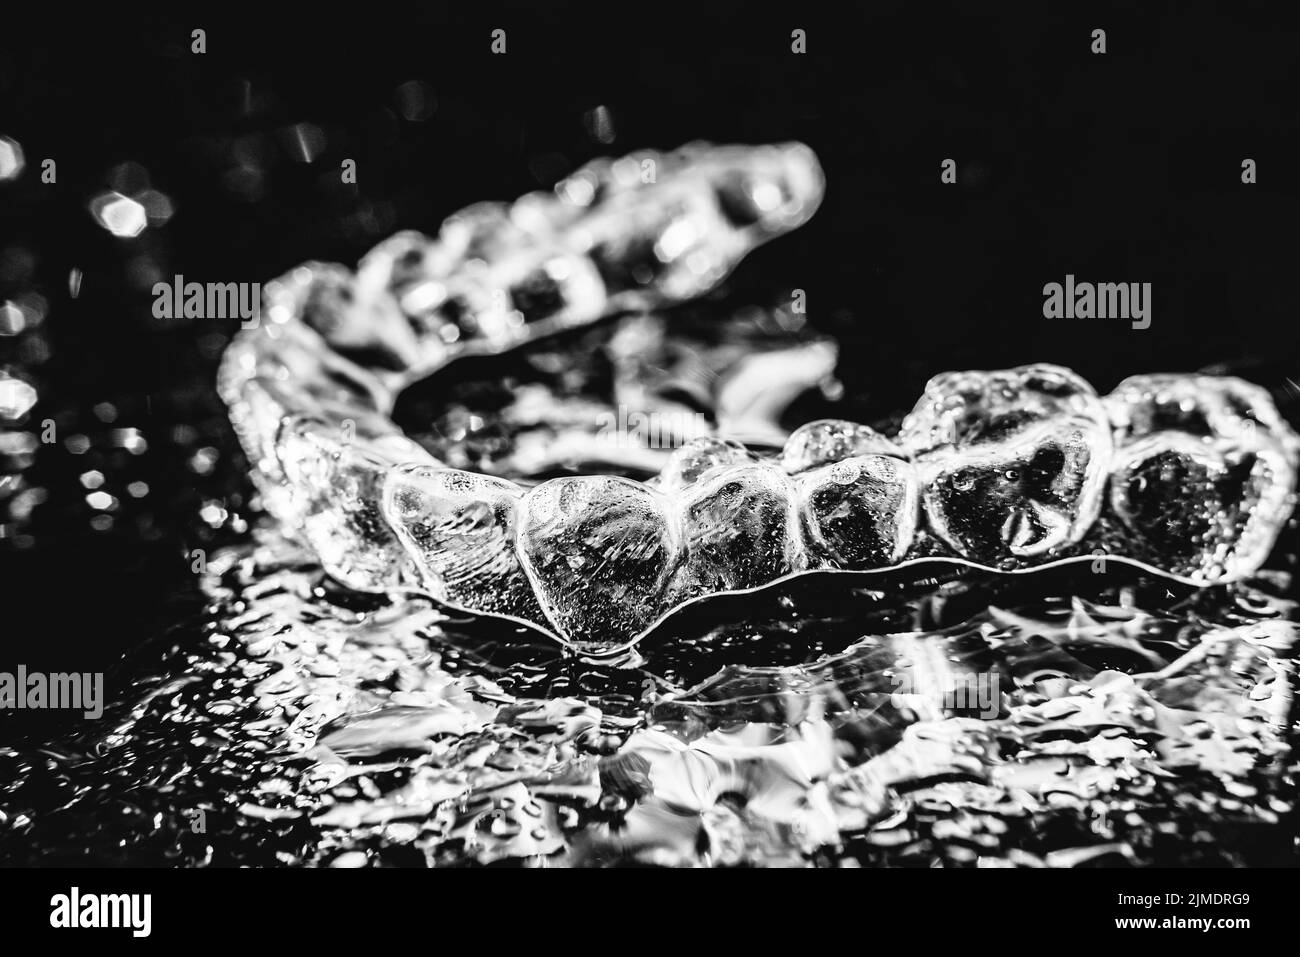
1;3;1298;743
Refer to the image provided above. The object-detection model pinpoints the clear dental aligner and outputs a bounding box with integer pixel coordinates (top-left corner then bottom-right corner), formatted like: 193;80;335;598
218;142;1300;656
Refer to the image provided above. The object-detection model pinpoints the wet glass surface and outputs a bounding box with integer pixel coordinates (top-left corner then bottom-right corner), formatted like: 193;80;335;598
1;521;1296;866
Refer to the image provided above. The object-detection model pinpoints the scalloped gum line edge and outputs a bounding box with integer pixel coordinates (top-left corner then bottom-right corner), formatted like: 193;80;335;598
387;553;1211;657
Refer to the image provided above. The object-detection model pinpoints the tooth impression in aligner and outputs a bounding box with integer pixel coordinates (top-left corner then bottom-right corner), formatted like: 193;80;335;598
1105;373;1300;583
673;462;805;601
899;363;1113;564
382;465;549;626
796;454;920;568
517;476;680;651
276;416;435;591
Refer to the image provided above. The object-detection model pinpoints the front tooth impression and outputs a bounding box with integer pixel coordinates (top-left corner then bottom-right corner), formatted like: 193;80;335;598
899;364;1112;564
1105;374;1299;583
673;463;804;601
782;420;919;568
796;455;920;568
382;465;548;626
516;476;679;651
